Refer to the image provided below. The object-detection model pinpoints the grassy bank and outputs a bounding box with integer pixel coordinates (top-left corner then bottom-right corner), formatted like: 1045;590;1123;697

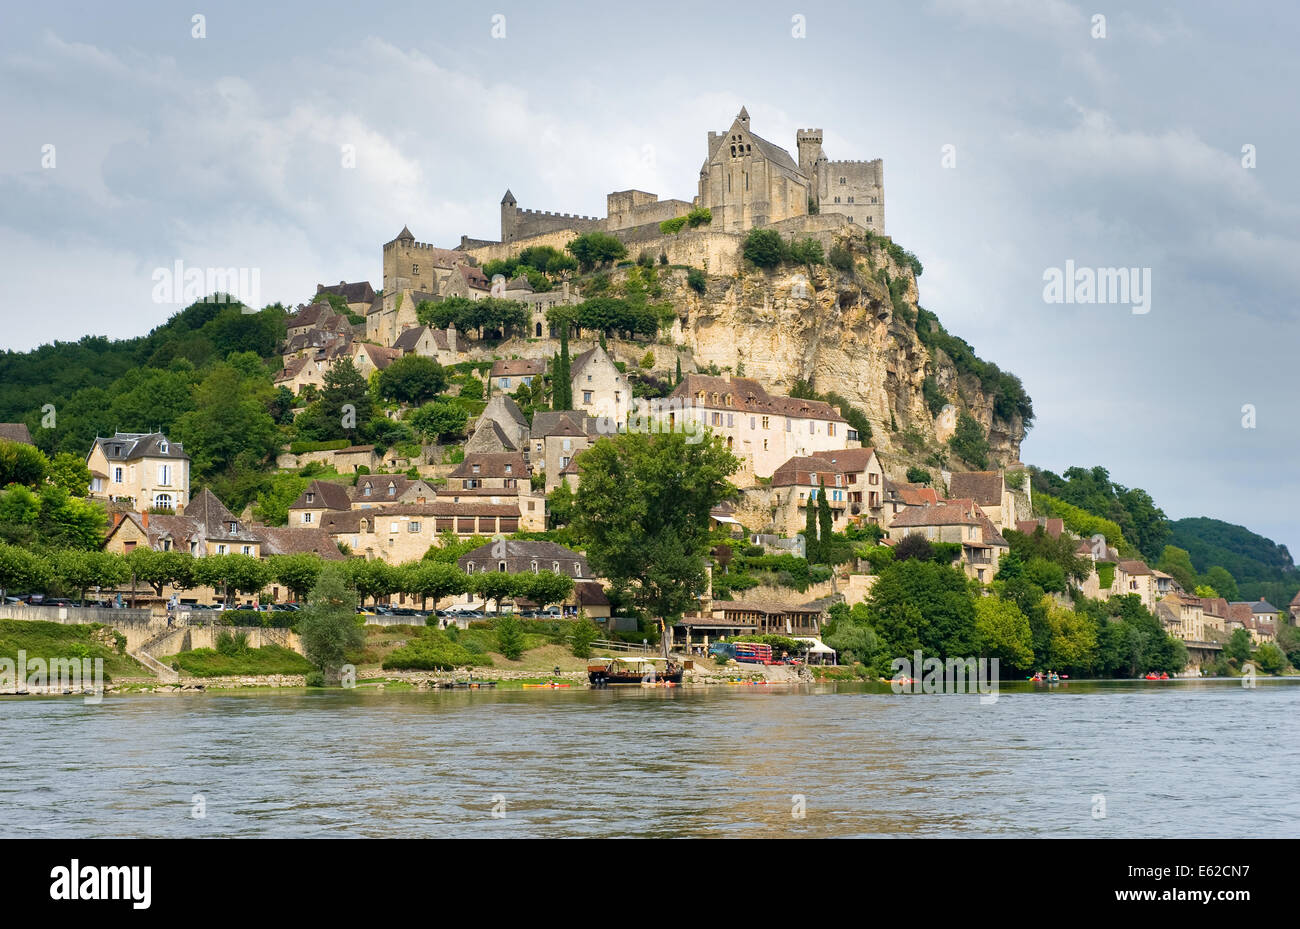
161;643;315;677
0;619;145;679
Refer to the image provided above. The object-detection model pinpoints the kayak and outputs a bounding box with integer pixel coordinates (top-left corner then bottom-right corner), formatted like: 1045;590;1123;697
522;682;571;688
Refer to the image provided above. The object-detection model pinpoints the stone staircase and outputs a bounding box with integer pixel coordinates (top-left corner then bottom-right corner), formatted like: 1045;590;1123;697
130;626;184;683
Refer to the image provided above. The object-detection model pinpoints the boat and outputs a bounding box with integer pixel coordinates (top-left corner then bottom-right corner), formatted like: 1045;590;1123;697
522;682;571;689
588;656;684;687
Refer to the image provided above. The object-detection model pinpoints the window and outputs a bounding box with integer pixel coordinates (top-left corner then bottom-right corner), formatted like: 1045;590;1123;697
531;560;539;573
785;420;791;432
834;196;840;204
583;390;593;404
217;545;227;555
466;563;476;574
412;264;419;275
574;562;582;577
840;177;846;185
552;561;560;573
727;414;734;427
154;493;173;510
390;522;399;533
409;522;421;533
306;492;315;504
159;440;168;454
498;561;507;572
762;415;770;429
471;464;481;474
501;377;511;389
90;477;103;493
869;472;879;485
363;485;371;497
828;423;835;437
158;464;172;486
560;457;570;469
114;467;123;483
303;512;313;524
387;482;396;496
847;196;854;204
750;417;756;430
587;374;593;382
242;545;252;555
562;439;572;451
763;438;768;451
228;521;238;533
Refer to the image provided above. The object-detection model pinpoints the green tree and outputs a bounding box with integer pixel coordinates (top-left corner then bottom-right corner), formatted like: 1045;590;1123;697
401;561;468;611
866;558;976;659
298;564;365;682
50;550;125;603
174;360;279;480
570;614;600;659
573;431;739;653
1253;642;1286;674
46;453;93;497
126;548;195;599
408;400;470;442
816;478;833;555
471;571;520;615
948;411;989;468
269;553;325;602
742;229;788;268
0;439;47;488
252;473;310;527
552;327;573;410
0;542;52;596
893;533;934;563
1042;598;1097;673
1156;545;1198;593
1224;627;1253;663
494;614;526;660
803;493;820;564
377;354;448;405
516;570;575;610
565;231;627;272
973;596;1035;671
1200;566;1239;601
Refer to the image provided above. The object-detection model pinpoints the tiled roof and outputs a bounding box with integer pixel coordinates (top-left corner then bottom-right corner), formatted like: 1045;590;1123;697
0;423;34;445
531;411;595;438
354;343;402;370
889;502;983;528
449;452;528;480
820;447;876;473
1117;560;1153;576
771;455;843;488
257;526;346;560
490;358;546;378
458;539;588;576
289;480;353;512
669;374;846;423
316;280;376;305
93;432;189;462
319;501;519;533
948;471;1002;507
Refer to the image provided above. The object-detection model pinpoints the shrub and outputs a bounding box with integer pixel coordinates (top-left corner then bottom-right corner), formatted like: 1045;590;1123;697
743;229;787;268
639;350;655;369
659;216;688;235
457;376;484;401
686;207;712;227
495;615;526;660
788;238;825;265
906;466;931;485
948;411;989;469
289;439;350;455
829;244;855;275
686;268;707;294
570;616;600;659
305;671;325;687
922;376;946;416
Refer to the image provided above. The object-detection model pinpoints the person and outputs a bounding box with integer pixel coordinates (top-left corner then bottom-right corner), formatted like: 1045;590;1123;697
115;593;123;609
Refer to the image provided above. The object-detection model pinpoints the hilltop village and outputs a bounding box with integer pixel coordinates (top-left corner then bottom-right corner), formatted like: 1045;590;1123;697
0;108;1295;684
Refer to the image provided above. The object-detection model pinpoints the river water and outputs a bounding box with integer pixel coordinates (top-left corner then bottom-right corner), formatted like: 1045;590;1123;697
1;679;1296;838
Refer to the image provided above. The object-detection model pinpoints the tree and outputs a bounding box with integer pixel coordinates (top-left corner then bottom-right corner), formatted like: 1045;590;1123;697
293;358;373;444
494;614;526;660
866;558;976;659
408;400;469;442
552;328;573;410
46;453;93;497
516;570;574;610
570;614;600;659
742;229;787;268
269;553;324;602
573;431;739;654
803;493;820;564
547;479;576;530
565;231;627;272
816;478;833;556
0;439;47;488
973;596;1034;671
298;565;365;682
1156;545;1198;593
174;359;279;482
345;558;397;606
948;411;989;469
0;542;52;597
471;571;520;615
125;548;194;599
893;532;933;563
905;466;931;485
52;550;128;603
1201;566;1239;601
35;485;107;550
253;473;310;527
1253;642;1286;674
401;561;467;611
1224;627;1253;663
1042;598;1097;673
377;354;448;405
193;553;271;607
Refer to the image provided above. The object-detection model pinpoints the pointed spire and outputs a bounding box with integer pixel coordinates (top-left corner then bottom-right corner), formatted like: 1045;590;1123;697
501;188;516;205
395;225;414;243
737;105;750;123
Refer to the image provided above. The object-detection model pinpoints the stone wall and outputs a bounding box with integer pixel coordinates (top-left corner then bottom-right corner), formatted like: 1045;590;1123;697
0;604;161;650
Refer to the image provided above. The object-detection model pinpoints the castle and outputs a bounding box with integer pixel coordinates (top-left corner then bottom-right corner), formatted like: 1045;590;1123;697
483;107;884;250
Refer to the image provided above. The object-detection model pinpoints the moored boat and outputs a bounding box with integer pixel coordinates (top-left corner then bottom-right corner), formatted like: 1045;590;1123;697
588;656;684;687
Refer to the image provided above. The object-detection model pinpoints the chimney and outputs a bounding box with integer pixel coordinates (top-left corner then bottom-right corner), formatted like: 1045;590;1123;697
110;512;123;531
141;511;150;528
447;323;457;353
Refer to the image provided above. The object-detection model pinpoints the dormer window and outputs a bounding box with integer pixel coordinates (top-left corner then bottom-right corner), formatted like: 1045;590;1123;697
363;485;371;496
504;464;512;474
387;482;396;496
228;521;238;533
471;464;480;474
159;440;168;454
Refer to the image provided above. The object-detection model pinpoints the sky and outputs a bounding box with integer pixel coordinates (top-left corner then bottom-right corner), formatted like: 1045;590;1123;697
1;0;1297;554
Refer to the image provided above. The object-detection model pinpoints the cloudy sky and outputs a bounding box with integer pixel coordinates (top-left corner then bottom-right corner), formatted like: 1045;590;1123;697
2;0;1297;554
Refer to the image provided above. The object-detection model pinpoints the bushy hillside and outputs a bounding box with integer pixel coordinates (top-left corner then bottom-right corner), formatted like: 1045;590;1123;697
1170;517;1299;606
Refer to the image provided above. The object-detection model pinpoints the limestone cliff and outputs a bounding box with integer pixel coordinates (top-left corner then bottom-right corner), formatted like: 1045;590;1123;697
619;235;1029;474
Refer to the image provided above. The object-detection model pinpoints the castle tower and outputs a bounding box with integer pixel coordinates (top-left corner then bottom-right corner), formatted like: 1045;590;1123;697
500;189;518;244
796;130;824;189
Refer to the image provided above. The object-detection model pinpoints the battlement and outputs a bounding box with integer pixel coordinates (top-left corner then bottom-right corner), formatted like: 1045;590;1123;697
513;207;601;222
825;158;882;166
796;129;823;139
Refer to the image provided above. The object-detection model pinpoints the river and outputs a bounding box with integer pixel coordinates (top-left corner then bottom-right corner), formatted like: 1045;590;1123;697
1;678;1296;838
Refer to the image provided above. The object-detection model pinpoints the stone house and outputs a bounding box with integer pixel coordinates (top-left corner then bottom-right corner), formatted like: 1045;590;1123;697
334;446;381;474
1291;591;1300;626
456;539;598;614
1231;599;1280;644
448;452;528;491
286;302;349;342
818;447;884;524
314;280;376;316
665;373;856;479
1156;593;1207;642
87;432;190;512
769;455;853;537
886;501;1009;585
571;343;629;428
489;358;546;395
320;500;522;564
530;411;596;493
350;343;403;380
1112;560;1157;610
469;396;530;455
948;470;1017;532
879;479;939;529
288;480;354;528
392;324;460;366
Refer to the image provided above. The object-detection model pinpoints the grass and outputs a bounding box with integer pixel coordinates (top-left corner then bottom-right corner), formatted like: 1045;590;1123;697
0;619;145;679
161;644;315;677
